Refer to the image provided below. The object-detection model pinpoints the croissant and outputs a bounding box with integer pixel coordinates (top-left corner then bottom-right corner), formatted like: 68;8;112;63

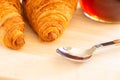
23;0;78;41
0;0;25;49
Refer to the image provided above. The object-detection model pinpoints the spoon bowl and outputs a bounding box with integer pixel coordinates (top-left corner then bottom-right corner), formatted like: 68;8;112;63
56;47;93;62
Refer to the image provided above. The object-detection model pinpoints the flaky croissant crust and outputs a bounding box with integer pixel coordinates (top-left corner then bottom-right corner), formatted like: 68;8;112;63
0;0;25;49
23;0;78;41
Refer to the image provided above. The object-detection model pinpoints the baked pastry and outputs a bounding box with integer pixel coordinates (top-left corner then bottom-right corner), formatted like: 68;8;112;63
0;0;25;49
23;0;78;41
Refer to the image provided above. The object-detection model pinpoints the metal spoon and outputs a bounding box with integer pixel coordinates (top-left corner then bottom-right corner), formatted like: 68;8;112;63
56;39;120;62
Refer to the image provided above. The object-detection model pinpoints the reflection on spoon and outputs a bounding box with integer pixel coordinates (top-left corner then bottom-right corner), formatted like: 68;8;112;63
56;39;120;62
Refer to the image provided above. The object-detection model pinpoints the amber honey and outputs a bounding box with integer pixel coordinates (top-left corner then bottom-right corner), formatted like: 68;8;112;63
79;0;120;22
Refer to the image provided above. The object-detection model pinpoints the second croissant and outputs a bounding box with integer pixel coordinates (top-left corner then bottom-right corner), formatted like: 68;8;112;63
0;0;25;49
23;0;78;41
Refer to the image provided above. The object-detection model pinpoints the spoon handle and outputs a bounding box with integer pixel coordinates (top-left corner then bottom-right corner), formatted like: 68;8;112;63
95;39;120;48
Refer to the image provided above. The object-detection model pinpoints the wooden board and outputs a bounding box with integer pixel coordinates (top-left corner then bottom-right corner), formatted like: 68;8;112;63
0;2;120;80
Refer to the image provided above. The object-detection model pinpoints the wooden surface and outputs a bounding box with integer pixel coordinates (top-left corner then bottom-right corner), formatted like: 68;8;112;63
0;3;120;80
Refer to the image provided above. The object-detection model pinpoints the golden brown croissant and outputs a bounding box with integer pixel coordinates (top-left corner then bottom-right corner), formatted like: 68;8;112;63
0;0;25;49
23;0;78;41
